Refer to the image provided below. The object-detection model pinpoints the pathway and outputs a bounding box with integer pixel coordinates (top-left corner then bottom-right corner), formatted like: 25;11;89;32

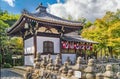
1;69;23;79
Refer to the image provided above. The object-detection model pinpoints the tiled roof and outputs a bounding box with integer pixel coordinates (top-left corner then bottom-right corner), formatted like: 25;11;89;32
24;5;82;26
62;32;98;44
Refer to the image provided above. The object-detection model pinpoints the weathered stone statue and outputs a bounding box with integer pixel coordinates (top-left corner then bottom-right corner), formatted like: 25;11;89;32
117;72;120;79
46;58;54;71
96;73;103;79
59;62;69;77
24;67;33;79
34;61;40;69
66;56;72;65
34;53;42;68
40;56;47;70
103;64;114;79
54;57;61;73
45;58;54;79
55;54;62;65
47;54;51;63
34;53;42;63
82;57;86;64
32;69;40;79
73;56;83;71
84;59;96;79
66;69;76;79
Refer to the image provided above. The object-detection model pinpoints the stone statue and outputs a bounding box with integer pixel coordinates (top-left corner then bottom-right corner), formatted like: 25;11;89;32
84;59;96;79
103;64;114;79
46;58;54;71
24;67;33;79
45;58;54;79
65;56;72;65
73;56;83;71
54;58;61;73
34;61;40;69
40;56;47;70
117;72;120;79
96;73;103;79
55;54;62;65
34;53;42;63
47;54;51;63
59;62;69;77
34;53;42;68
32;69;40;79
66;69;76;79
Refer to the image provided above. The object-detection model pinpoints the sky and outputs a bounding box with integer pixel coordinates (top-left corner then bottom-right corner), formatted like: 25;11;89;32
0;0;120;21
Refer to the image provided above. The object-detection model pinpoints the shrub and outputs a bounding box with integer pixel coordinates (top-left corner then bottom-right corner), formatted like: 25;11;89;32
3;63;12;68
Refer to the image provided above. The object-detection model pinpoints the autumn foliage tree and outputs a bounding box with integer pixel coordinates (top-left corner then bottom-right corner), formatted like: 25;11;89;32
81;10;120;57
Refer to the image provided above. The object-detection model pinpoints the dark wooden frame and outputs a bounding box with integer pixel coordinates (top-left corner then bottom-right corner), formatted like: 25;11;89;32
43;41;54;54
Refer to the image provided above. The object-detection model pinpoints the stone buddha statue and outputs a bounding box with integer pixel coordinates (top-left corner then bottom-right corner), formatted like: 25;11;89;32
103;64;114;79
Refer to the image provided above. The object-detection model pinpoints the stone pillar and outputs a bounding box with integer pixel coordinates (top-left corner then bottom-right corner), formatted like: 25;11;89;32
84;59;96;79
103;64;114;79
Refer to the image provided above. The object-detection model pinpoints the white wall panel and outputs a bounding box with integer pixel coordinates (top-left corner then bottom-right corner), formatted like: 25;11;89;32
37;36;60;53
24;37;34;54
24;55;34;66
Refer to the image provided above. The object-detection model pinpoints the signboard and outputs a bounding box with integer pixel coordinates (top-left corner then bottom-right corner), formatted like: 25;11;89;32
61;77;67;79
74;71;81;78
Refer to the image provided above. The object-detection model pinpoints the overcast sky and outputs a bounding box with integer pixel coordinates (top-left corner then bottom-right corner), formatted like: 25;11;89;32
1;0;120;21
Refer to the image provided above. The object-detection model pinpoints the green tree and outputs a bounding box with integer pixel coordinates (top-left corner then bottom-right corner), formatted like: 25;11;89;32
0;9;23;65
81;10;120;57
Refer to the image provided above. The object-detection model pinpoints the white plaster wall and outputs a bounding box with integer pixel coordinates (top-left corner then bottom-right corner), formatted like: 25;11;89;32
37;36;60;53
61;54;76;64
24;37;34;54
24;55;34;66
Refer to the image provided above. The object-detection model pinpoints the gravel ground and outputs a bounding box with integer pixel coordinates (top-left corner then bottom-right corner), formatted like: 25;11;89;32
0;69;23;79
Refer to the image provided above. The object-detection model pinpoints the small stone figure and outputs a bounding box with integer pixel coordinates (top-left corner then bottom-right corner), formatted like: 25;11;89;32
55;54;62;65
34;61;40;69
40;56;47;70
59;62;69;77
67;69;75;79
96;73;103;79
66;56;72;65
116;72;120;79
46;58;54;71
46;58;54;79
103;64;114;79
32;69;40;79
54;58;61;73
82;57;86;64
34;53;42;63
73;56;83;71
34;53;42;68
47;54;51;63
84;59;96;79
24;67;33;79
